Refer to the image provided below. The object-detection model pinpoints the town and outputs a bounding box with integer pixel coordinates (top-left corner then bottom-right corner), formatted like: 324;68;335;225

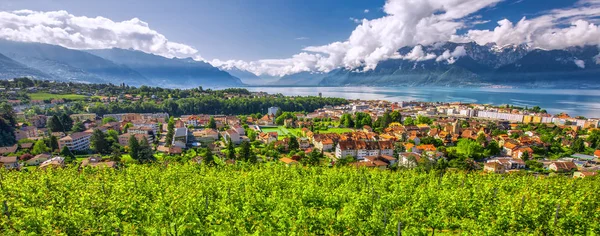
1;79;599;178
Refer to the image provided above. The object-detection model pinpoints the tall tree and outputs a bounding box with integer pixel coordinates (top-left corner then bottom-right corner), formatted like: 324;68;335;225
47;115;64;133
207;116;217;129
204;148;215;166
138;137;155;163
288;136;299;151
71;121;86;132
128;135;140;160
572;138;585;153
165;117;175;147
238;141;256;163
49;135;59;152
59;113;74;133
226;137;236;160
0;103;16;147
90;129;110;154
60;146;75;163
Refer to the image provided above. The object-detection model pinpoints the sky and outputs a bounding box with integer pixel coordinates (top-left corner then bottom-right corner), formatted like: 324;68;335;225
1;0;599;76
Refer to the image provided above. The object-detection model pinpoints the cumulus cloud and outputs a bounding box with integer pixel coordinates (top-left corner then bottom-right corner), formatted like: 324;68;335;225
436;46;467;64
0;10;200;59
364;9;370;13
574;59;586;68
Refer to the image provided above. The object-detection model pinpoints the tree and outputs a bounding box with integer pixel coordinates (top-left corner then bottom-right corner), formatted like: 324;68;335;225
49;135;59;152
416;115;432;125
238;141;256;163
208;116;217;129
32;139;49;155
90;129;110;154
302;149;322;166
110;146;122;162
59;113;74;133
248;130;257;142
165;117;175;147
390;110;402;123
378;111;392;129
288;136;299;151
128;135;140;161
476;133;487;145
572;138;585;153
102;116;117;124
60;146;75;163
71;121;86;132
521;151;530;162
340;114;354;128
138;137;155;163
403;117;415;126
0;103;16;147
455;139;484;160
204;148;215;166
105;130;119;147
226;137;236;160
485;141;501;156
47;115;64;133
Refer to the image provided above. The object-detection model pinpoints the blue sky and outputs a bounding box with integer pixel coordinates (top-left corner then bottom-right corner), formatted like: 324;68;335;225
0;0;598;76
0;0;583;60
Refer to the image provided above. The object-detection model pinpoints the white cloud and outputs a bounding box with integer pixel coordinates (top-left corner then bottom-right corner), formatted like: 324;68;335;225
574;59;586;68
0;10;200;59
295;37;309;40
436;46;467;64
364;9;370;13
349;17;362;24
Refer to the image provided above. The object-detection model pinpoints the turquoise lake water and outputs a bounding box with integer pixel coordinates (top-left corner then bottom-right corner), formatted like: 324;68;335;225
247;87;600;118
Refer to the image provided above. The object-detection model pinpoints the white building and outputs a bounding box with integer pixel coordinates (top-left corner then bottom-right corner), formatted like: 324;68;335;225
59;132;92;151
267;107;280;116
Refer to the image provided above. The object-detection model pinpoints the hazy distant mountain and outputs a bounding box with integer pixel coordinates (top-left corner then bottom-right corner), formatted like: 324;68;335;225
0;40;146;85
0;53;50;80
274;42;600;88
88;48;243;88
219;66;265;85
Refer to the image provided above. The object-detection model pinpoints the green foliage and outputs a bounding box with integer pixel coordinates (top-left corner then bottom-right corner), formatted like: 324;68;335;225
301;149;322;166
238;141;256;163
288;136;299;151
71;121;86;132
102;116;118;124
90;129;110;154
59;113;74;133
47;115;64;133
226;138;236;160
48;135;59;152
165;117;175;147
128;135;140;161
454;139;484;160
403;117;415;126
207;116;217;129
31;139;48;155
0;165;599;234
137;137;155;164
0;103;16;147
415;115;432;125
60;146;75;163
354;112;372;129
572;138;585;153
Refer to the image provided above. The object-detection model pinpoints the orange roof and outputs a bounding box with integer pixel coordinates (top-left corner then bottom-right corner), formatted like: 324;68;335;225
504;142;518;150
404;143;415;151
416;144;436;151
594;150;600;158
280;157;298;165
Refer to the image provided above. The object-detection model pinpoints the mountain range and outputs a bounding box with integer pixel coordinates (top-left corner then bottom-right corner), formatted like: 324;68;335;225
0;40;242;88
0;39;598;88
247;42;600;88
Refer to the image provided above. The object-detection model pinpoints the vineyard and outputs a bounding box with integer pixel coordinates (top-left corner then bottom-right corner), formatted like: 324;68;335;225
1;164;599;235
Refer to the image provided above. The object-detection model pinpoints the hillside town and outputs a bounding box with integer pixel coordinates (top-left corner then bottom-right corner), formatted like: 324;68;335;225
2;85;600;178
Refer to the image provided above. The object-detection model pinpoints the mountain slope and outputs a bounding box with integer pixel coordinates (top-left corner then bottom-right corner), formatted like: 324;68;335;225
272;71;330;86
220;67;265;85
88;48;243;88
0;40;146;85
0;53;50;80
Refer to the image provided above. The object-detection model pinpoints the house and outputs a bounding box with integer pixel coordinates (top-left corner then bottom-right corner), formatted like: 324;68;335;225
172;128;188;148
59;132;92;151
573;171;598;178
193;129;219;142
298;137;311;149
259;132;278;144
26;153;52;166
595;150;600;158
398;152;423;168
0;145;18;156
379;155;398;166
483;162;505;174
513;146;534;159
258;115;274;126
0;156;19;170
315;138;334;151
487;157;526;170
267;107;280;116
548;161;578;172
39;157;65;170
279;157;299;166
157;145;183;154
118;133;152;146
363;156;394;169
80;156;117;169
415;144;437;153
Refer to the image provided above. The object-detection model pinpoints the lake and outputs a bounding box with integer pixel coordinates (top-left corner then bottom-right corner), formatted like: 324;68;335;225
246;87;600;118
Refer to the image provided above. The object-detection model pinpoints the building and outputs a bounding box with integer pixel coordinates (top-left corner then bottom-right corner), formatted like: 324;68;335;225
487;157;526;170
26;153;52;166
81;156;117;169
118;133;153;146
0;156;19;170
548;162;577;172
39;157;65;170
335;140;394;160
172;128;188;148
573;171;598;178
484;162;506;174
279;157;300;166
315;138;334;151
193;129;219;142
267;107;280;116
398;152;423;168
70;113;97;122
59;132;91;151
